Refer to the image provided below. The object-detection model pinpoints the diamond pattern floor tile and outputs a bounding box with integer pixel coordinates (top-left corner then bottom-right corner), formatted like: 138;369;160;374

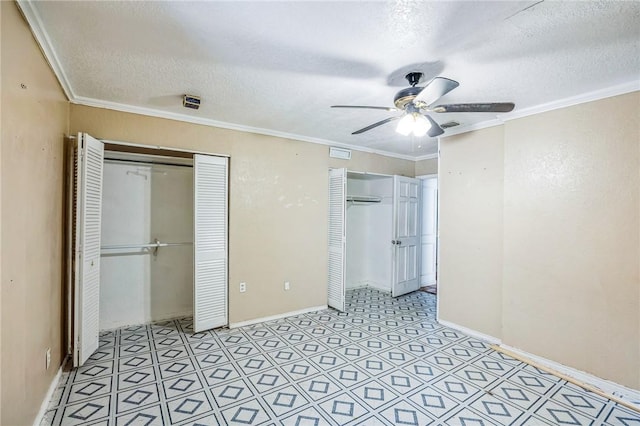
115;403;164;426
318;392;370;425
116;383;160;414
167;390;214;424
42;288;640;426
220;398;272;426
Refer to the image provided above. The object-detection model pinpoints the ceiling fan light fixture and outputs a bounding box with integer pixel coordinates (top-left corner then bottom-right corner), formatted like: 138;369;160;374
412;114;431;137
396;113;432;137
396;114;415;136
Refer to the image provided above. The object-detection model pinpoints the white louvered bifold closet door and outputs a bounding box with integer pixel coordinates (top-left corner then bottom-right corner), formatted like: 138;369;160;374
74;133;104;367
193;155;228;333
328;168;346;312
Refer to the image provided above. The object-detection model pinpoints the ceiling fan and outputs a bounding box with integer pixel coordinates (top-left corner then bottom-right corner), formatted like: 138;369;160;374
332;72;515;137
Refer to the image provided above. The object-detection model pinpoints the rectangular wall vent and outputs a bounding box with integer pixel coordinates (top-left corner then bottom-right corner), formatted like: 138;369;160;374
329;147;351;160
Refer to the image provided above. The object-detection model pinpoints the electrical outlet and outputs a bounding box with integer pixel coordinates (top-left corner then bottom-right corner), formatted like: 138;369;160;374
284;281;290;291
240;282;246;293
45;348;51;370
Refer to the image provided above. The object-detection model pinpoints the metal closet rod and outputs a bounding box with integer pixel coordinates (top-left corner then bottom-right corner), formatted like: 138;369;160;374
101;241;193;250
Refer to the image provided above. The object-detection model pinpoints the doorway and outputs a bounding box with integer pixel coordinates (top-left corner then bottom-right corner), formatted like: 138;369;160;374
418;174;438;295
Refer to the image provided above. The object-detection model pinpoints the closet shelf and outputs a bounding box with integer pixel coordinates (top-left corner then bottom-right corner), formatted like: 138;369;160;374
346;195;382;203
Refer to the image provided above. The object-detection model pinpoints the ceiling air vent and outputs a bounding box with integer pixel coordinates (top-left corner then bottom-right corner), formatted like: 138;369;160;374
440;121;460;129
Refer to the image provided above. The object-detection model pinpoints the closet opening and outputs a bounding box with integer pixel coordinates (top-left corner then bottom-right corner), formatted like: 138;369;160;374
68;134;229;367
100;149;195;330
346;171;394;293
328;168;422;312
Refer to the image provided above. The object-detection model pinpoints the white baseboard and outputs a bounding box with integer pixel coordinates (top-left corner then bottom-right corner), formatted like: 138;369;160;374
500;344;640;409
229;305;328;329
33;363;64;426
437;319;502;345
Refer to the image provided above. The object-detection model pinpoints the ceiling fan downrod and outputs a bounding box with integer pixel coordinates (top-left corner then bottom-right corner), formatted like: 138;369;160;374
405;72;422;87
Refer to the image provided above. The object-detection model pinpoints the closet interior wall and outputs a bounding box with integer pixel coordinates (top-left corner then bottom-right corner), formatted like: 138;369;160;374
346;173;393;292
100;158;194;329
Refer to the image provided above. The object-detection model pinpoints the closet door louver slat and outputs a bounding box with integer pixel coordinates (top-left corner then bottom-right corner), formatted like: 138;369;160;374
328;168;346;312
193;155;228;332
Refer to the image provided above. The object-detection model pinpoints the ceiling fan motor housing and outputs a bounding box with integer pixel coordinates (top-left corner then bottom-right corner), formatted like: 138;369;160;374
393;72;425;109
394;86;423;109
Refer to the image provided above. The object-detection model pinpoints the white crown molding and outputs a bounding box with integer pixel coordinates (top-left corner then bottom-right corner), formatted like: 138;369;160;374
501;80;640;122
440;118;504;139
441;80;640;139
17;0;75;100
19;0;638;161
72;96;418;162
75;79;638;160
413;152;439;161
15;0;419;162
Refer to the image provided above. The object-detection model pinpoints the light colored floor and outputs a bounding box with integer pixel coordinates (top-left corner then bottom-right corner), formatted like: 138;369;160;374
43;288;639;425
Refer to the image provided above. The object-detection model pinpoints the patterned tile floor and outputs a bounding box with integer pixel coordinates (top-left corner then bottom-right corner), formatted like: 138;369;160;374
43;288;640;425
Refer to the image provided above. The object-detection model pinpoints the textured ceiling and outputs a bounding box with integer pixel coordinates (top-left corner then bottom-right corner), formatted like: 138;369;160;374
26;1;640;158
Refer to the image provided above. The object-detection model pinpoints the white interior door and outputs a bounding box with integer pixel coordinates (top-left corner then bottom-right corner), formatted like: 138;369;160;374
73;133;104;367
392;176;421;297
328;168;346;311
193;154;228;332
420;177;438;285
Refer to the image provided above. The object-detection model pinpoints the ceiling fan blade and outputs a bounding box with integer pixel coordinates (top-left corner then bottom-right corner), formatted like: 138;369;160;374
352;116;401;135
425;115;445;137
413;77;460;107
331;105;398;112
432;102;515;113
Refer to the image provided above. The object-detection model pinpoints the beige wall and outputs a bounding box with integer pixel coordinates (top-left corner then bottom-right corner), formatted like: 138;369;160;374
439;92;640;389
1;2;70;424
439;126;504;339
502;93;639;388
415;157;438;176
69;105;415;325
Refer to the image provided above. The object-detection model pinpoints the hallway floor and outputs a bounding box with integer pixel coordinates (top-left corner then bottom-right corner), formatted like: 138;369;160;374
43;288;639;425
